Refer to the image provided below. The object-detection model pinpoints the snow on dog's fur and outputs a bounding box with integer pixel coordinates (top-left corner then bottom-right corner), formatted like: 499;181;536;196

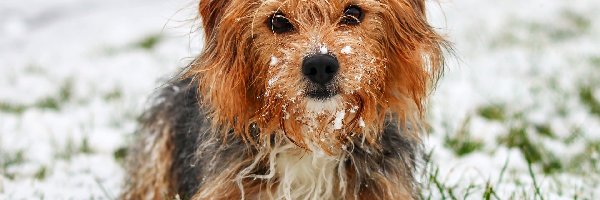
121;0;447;199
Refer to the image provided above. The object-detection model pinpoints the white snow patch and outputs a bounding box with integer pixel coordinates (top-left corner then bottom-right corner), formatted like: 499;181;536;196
319;45;328;54
358;118;365;127
341;46;352;54
333;110;346;130
270;56;279;66
268;76;279;87
349;105;359;113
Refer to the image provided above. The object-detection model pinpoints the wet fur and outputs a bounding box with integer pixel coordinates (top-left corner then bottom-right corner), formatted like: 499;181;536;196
122;0;446;199
123;79;421;199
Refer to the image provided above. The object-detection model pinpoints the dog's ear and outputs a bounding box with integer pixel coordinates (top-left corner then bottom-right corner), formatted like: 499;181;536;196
191;0;256;137
379;0;446;115
199;0;230;36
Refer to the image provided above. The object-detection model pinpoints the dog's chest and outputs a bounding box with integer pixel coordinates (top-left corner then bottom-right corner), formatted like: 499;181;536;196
272;148;343;200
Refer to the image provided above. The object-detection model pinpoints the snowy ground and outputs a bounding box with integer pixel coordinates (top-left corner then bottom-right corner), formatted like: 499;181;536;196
1;0;599;199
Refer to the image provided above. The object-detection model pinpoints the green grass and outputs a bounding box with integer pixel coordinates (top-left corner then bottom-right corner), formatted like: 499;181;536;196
490;9;590;48
526;155;545;200
478;104;506;121
55;138;76;161
0;102;27;114
34;97;61;110
1;150;25;180
0;79;73;114
531;10;590;41
34;166;48;180
562;10;591;33
579;86;600;116
113;147;128;165
103;88;123;101
79;137;94;154
55;136;94;161
590;56;600;68
24;64;47;74
534;124;555;138
419;148;572;200
444;116;484;156
133;34;162;50
103;34;163;55
567;140;600;174
499;125;563;174
420;151;534;200
482;182;500;200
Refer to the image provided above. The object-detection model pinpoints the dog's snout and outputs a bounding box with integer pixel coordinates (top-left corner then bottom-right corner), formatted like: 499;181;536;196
301;54;339;85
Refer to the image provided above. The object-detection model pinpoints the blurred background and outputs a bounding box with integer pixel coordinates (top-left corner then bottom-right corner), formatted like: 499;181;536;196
0;0;598;199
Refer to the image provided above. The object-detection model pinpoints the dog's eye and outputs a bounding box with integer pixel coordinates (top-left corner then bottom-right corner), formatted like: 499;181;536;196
268;12;294;34
340;5;364;25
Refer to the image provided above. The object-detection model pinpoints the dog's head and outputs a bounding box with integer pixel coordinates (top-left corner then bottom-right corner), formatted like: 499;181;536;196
187;0;446;153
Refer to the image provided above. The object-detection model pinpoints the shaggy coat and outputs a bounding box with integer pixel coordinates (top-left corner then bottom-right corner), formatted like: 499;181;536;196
121;0;447;199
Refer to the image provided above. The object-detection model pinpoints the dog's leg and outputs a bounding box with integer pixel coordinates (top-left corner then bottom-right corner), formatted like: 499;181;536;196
121;116;176;200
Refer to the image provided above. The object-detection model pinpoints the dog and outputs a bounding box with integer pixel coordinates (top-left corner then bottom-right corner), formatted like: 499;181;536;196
121;0;446;199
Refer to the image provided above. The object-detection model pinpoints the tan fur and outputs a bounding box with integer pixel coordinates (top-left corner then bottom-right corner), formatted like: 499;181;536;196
122;123;175;200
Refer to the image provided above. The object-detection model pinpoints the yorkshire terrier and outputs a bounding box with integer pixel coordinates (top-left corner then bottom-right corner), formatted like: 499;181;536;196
121;0;447;199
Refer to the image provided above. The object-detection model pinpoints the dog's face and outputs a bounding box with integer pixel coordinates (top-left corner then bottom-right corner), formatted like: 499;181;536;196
190;0;445;153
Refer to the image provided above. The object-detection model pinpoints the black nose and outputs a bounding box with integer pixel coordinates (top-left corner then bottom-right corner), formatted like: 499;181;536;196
301;54;339;85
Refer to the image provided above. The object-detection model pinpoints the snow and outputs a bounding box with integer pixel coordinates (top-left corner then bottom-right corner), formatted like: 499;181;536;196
422;0;600;198
1;0;599;199
319;45;328;54
268;76;278;87
0;0;198;198
269;55;279;66
341;46;352;55
333;110;345;130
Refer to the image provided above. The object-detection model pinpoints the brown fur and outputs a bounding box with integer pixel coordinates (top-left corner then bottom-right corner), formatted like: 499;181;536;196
187;0;444;150
123;114;176;199
122;0;447;199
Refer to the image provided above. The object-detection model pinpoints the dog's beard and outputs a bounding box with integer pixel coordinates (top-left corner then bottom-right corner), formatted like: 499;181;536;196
259;41;385;155
273;94;365;155
301;96;346;154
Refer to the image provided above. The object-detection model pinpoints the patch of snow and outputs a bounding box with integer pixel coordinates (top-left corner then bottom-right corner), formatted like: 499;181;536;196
270;56;279;66
341;46;352;54
319;45;328;54
358;118;365;127
268;76;278;87
333;110;345;130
